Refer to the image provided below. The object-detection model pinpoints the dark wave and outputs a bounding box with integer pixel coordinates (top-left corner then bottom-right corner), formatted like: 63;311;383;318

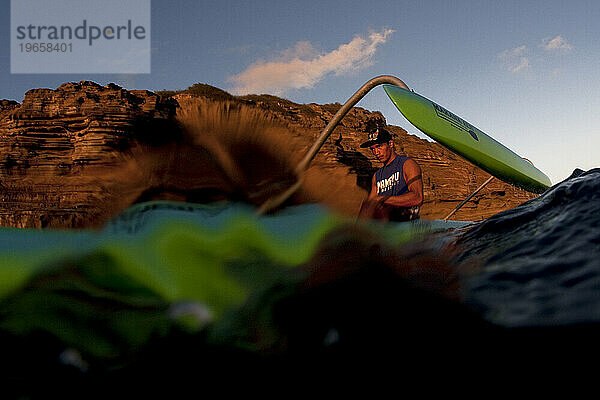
455;168;600;327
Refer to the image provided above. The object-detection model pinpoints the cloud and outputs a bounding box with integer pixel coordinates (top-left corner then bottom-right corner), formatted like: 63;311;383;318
498;35;573;75
510;57;530;73
498;45;530;73
227;29;395;96
541;35;573;52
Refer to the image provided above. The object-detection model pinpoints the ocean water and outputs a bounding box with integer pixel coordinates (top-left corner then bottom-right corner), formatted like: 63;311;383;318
1;168;599;389
455;168;600;328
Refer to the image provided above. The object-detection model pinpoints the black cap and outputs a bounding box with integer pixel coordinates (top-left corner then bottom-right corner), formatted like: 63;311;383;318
360;128;393;148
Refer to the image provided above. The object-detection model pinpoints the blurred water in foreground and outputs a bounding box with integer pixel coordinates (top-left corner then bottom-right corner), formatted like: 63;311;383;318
1;168;598;393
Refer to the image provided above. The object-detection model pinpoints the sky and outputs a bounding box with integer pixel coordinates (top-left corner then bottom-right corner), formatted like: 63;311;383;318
1;0;599;184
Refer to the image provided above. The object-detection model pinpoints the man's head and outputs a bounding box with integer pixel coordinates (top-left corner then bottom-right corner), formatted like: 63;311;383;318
360;128;395;164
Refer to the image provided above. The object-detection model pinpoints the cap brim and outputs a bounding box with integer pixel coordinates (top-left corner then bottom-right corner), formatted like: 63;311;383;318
360;139;390;148
360;140;377;148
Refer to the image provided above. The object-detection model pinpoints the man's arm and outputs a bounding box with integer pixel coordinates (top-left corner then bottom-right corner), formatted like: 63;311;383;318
381;158;423;208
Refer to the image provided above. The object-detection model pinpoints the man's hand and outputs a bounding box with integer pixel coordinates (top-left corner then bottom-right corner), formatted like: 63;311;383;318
358;195;391;220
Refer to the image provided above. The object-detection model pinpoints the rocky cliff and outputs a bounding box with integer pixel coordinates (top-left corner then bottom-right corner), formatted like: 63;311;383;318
0;81;537;228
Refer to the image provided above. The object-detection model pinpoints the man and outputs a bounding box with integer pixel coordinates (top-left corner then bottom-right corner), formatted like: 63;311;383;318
358;127;423;222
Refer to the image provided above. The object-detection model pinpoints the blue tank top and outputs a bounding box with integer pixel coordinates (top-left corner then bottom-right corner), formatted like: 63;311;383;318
375;155;409;196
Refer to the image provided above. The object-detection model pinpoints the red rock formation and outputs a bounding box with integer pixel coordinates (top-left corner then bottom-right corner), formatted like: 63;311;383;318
0;81;537;228
0;81;177;227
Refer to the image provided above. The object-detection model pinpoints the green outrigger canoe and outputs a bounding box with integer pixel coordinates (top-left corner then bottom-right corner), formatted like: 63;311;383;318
383;84;551;194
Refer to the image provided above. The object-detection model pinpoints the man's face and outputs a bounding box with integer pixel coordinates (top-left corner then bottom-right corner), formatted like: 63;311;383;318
369;141;394;163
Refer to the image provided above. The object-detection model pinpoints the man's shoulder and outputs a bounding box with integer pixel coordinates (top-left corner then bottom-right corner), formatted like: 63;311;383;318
402;157;422;176
393;154;411;166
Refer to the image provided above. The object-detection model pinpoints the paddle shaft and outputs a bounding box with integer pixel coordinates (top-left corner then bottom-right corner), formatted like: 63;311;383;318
443;175;495;222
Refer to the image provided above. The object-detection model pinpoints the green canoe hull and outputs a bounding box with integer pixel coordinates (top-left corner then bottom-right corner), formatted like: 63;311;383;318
383;84;552;194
